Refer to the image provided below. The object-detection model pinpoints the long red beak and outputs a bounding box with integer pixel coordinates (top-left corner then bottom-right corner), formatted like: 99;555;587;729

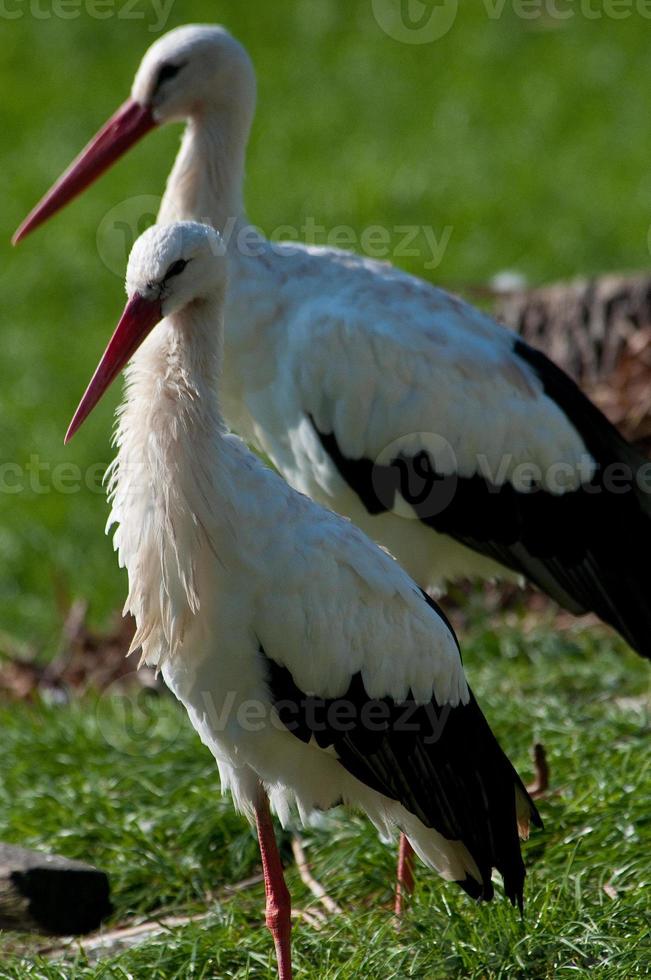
12;99;156;246
65;293;162;444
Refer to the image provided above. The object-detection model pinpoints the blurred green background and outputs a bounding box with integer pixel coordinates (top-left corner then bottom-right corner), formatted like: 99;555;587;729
1;1;651;645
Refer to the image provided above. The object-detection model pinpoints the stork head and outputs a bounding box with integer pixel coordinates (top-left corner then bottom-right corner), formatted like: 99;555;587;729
127;220;227;317
132;25;256;125
66;222;226;443
12;25;256;245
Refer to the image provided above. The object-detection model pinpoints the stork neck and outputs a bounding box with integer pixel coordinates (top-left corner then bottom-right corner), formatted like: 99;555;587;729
110;294;231;670
158;106;251;242
128;297;225;431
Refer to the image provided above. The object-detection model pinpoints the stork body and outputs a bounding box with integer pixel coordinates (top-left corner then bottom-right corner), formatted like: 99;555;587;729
65;222;540;977
14;24;651;660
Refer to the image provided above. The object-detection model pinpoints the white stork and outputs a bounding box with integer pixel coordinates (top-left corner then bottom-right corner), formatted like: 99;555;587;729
64;220;540;979
13;23;650;902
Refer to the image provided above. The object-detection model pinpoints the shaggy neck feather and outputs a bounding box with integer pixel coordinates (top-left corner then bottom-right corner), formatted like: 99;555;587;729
108;297;229;668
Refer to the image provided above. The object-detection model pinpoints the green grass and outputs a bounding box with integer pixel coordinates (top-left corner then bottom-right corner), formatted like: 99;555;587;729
0;617;648;978
1;3;650;977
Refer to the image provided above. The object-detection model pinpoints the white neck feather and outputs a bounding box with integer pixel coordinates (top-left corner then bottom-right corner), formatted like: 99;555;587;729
155;95;275;438
107;297;229;670
158;103;252;243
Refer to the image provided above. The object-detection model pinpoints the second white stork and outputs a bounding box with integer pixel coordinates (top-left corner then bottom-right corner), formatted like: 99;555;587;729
13;24;651;665
64;220;540;979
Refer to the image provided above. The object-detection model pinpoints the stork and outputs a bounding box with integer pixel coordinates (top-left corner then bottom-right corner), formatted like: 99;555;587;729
64;220;540;979
13;23;651;904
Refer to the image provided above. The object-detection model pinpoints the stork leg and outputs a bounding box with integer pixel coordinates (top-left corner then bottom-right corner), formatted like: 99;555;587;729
394;833;415;917
254;794;293;980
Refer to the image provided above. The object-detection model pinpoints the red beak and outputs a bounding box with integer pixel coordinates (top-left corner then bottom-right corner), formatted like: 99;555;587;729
12;99;156;246
65;293;162;444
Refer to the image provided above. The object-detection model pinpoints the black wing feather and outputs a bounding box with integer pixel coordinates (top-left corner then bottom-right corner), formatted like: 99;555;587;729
261;623;540;908
310;342;651;659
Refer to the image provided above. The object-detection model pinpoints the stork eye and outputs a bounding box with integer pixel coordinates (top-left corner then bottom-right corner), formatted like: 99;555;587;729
165;259;189;280
154;61;185;90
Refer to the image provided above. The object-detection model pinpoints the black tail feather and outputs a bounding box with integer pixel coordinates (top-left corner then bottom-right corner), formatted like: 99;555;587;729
264;647;540;910
512;340;651;660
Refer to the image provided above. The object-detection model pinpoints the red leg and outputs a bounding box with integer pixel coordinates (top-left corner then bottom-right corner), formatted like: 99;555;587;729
394;833;415;917
254;794;293;980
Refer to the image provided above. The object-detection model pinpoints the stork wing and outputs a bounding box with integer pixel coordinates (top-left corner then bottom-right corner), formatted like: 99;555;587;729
253;491;540;907
284;261;651;658
253;492;466;708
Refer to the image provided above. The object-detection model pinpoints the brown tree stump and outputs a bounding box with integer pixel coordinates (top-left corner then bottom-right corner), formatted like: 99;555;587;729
493;271;651;452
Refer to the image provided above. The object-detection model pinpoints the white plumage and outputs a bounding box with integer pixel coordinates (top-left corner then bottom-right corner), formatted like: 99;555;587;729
63;220;538;977
14;24;651;660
